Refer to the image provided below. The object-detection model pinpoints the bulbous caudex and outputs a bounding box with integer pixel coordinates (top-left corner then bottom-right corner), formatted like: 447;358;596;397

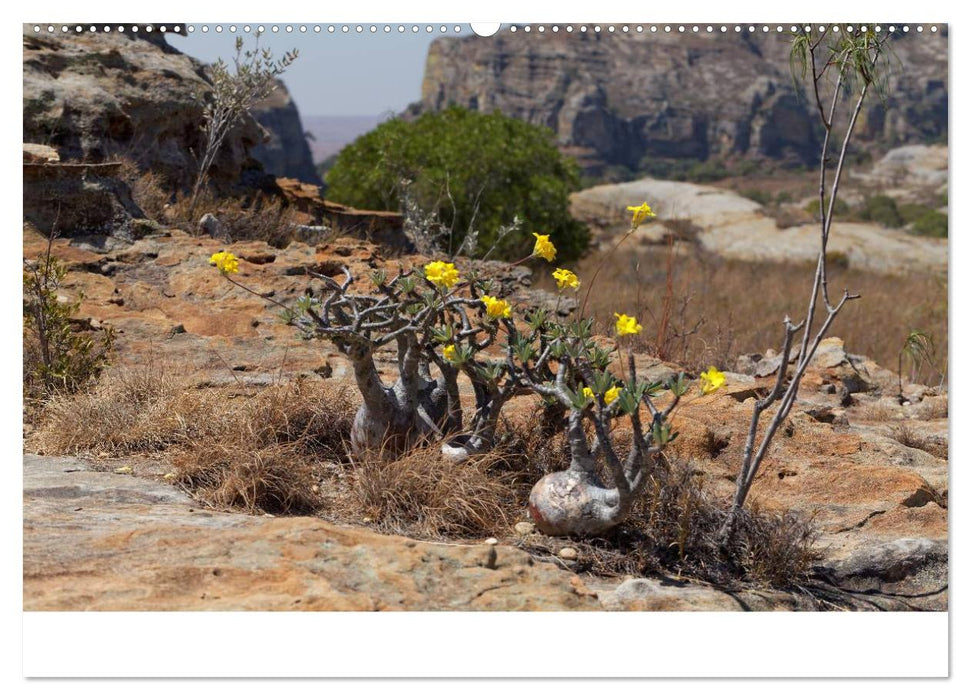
524;355;679;537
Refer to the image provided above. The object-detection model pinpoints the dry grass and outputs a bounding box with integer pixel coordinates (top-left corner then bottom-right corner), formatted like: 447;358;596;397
118;158;171;221
521;456;820;589
344;445;525;539
891;423;948;460
30;362;821;587
164;189;300;248
29;364;356;515
570;246;947;384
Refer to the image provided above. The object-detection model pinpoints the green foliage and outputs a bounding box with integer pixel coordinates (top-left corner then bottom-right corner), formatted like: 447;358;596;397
192;34;298;207
899;204;948;238
859;194;903;228
804;195;850;220
324;106;589;261
638;157;730;183
23;251;113;401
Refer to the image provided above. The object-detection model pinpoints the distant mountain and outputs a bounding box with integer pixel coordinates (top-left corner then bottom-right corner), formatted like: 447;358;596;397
250;79;322;185
302;115;387;164
417;30;948;175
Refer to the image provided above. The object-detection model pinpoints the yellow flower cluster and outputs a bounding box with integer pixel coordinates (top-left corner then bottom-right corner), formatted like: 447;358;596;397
443;344;459;363
480;295;512;320
424;260;460;289
614;313;643;337
700;367;726;395
626;202;657;228
532;233;557;262
583;386;622;404
552;268;579;290
209;251;239;275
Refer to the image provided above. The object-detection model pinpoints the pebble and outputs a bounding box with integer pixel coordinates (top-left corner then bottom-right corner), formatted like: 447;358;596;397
113;466;133;475
514;521;535;536
558;547;578;561
484;537;499;546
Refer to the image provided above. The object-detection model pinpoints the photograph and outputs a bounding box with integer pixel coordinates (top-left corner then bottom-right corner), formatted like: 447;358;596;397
22;19;948;625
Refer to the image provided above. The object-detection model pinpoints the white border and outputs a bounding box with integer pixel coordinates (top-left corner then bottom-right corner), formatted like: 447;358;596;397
10;0;958;687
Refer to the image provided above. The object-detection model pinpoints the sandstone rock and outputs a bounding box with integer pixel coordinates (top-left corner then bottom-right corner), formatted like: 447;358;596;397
514;521;535;536
570;178;947;275
249;79;321;185
198;213;222;239
419;30;946;174
23;159;145;237
598;577;746;611
23;454;601;611
23;143;59;164
23;28;265;193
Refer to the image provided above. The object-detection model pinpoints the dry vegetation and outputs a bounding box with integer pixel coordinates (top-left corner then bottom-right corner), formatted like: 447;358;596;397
567;244;947;385
28;366;820;589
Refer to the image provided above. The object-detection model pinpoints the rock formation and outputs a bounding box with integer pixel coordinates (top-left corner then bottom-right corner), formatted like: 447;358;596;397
22;26;265;193
418;29;947;173
249;79;322;185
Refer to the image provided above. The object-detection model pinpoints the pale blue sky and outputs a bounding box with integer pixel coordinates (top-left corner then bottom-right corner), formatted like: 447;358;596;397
168;26;472;117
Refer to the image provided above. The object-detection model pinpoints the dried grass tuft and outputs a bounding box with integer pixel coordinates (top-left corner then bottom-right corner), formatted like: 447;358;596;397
345;444;524;539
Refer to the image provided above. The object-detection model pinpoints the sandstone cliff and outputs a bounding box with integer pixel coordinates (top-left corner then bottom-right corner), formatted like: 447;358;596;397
22;26;265;192
250;79;322;185
419;30;947;173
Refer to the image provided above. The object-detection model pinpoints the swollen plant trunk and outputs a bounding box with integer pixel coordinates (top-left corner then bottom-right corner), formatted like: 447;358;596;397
347;344;449;457
527;411;629;536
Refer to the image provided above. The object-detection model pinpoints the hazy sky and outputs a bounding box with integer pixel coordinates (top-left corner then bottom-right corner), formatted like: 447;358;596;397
168;26;472;117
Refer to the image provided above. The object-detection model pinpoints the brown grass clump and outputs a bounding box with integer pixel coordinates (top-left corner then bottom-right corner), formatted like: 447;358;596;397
118;158;171;221
521;457;820;589
345;444;525;540
891;424;948;460
568;247;947;384
164;189;300;248
29;364;357;515
29;361;214;455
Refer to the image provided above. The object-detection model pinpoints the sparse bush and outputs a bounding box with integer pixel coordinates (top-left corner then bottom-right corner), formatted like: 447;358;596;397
23;240;113;405
190;33;298;212
325;105;589;261
858;194;904;228
907;207;948;238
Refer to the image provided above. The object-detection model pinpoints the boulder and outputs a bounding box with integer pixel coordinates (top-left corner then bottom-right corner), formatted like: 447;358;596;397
249;79;322;185
23;27;265;193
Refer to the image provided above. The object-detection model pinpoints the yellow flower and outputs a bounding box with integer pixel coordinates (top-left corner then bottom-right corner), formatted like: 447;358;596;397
626;202;656;228
614;313;643;337
700;366;726;395
443;344;459;364
582;387;595;401
552;268;579;290
424;260;460;289
604;386;621;405
480;295;512;320
532;233;557;262
209;251;239;275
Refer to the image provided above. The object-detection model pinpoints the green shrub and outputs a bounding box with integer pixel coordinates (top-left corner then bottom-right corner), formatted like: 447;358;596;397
804;196;850;220
23;249;113;403
325;106;589;261
741;188;773;206
909;208;948;238
859;194;904;228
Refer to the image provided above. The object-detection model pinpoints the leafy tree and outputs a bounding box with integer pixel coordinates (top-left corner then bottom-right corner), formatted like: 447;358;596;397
325;106;589;261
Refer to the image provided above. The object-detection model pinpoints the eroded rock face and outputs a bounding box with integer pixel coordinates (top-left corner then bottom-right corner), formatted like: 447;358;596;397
23;455;600;611
22;27;265;192
250;79;322;185
418;30;947;173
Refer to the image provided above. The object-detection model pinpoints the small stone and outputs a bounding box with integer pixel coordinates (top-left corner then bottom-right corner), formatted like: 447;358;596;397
558;547;578;561
198;213;222;238
514;521;535;536
484;537;499;546
162;473;176;481
311;484;320;494
113;466;133;475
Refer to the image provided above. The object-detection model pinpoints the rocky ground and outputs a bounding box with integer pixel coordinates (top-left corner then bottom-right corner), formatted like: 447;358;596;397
569;145;948;275
22;219;948;611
